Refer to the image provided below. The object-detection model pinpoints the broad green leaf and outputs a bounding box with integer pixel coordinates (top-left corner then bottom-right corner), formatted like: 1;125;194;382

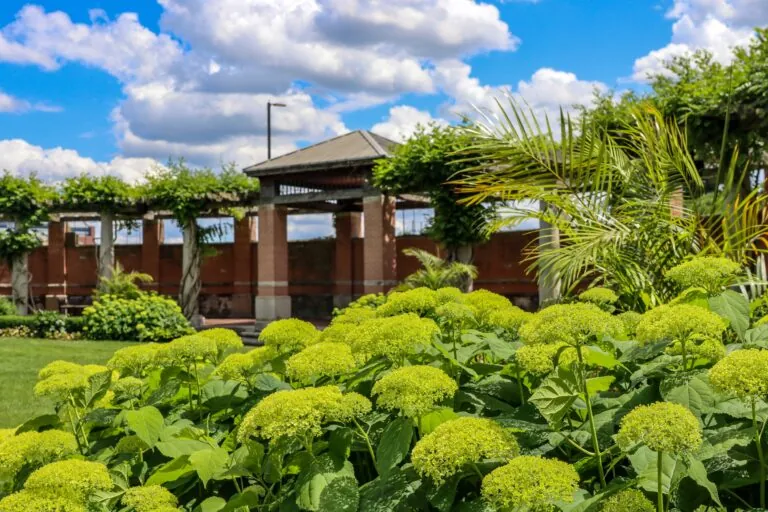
584;346;621;369
483;333;517;361
125;406;164;448
146;455;195;485
745;324;768;347
201;380;247;410
194;497;227;512
529;366;580;425
146;380;181;406
296;455;358;512
672;287;709;308
684;456;721;506
660;371;717;418
376;417;414;477
418;408;459;436
358;465;423;512
709;290;750;339
585;376;615;397
426;475;460;512
190;447;230;487
156;438;211;458
15;414;61;433
329;427;354;464
83;370;112;408
251;373;291;392
220;486;265;512
629;447;685;494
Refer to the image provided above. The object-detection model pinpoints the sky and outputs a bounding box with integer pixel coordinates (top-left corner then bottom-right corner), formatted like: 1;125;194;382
0;0;765;240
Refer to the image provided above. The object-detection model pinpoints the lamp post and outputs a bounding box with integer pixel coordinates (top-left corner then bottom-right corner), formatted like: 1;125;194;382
267;101;287;160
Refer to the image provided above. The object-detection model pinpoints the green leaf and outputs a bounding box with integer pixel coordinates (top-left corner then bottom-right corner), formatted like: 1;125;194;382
584;346;621;369
252;373;291;392
709;290;750;339
146;380;181;406
660;371;717;418
83;370;112;408
628;447;686;494
125;406;164;448
328;427;353;464
585;376;615;397
376;417;414;477
684;456;721;506
745;324;768;347
483;333;517;361
15;414;61;434
201;380;247;410
296;455;359;512
156;438;211;458
190;447;230;487
220;486;265;512
146;455;195;486
529;366;580;426
418;408;459;436
358;465;423;512
194;497;227;512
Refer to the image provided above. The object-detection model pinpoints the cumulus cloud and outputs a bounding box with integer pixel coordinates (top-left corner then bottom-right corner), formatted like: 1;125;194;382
0;90;60;113
371;106;448;142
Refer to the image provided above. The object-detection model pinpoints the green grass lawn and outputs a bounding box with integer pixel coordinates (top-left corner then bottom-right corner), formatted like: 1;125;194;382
0;338;134;428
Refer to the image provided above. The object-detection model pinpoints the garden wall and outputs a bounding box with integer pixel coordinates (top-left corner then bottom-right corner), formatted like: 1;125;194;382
0;232;537;320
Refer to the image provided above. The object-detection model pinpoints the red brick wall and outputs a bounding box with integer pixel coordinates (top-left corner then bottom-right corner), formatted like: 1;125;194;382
0;232;537;318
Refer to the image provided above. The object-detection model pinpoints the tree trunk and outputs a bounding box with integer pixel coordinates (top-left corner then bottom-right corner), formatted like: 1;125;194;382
181;222;203;329
99;211;115;286
446;244;475;292
11;253;29;315
538;202;562;306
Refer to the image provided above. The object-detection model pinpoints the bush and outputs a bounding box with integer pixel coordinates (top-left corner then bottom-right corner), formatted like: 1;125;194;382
0;315;36;330
32;311;67;338
82;293;193;342
0;297;15;316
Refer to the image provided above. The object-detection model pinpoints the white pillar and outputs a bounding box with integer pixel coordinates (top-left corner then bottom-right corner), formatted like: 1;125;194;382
99;211;115;284
12;253;29;315
181;222;203;328
538;202;561;306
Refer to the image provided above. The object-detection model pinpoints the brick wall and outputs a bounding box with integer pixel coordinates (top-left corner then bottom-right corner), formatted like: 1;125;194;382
0;232;538;319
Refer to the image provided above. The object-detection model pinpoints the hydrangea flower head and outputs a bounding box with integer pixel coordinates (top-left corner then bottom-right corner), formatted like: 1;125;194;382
115;435;150;454
520;303;625;346
600;489;654;512
436;287;465;304
617;402;702;454
286;342;356;382
318;322;357;345
667;335;725;363
258;319;320;354
122;485;178;512
578;287;619;306
371;365;457;417
331;307;377;325
160;335;217;366
0;490;86;512
435;302;476;328
24;460;112;501
411;417;519;483
377;288;439;317
464;289;513;321
238;386;347;443
516;343;564;375
327;392;372;423
481;455;579;512
197;328;244;355
38;361;82;380
665;257;741;293
215;353;256;383
113;376;144;398
618;311;643;337
0;430;78;477
34;363;110;400
350;313;439;363
635;304;726;345
709;349;768;398
106;344;160;376
485;308;533;339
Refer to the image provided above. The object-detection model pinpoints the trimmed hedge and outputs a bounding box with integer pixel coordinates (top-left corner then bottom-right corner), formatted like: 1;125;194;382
0;314;85;334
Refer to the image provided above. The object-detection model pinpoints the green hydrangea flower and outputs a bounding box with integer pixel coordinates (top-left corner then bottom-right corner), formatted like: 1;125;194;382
197;328;244;356
24;460;113;502
286;342;356;382
0;490;86;512
411;417;519;483
485;308;533;339
115;435;150;454
436;287;465;304
122;485;178;512
435;302;476;328
34;363;111;400
106;344;160;376
113;376;144;398
159;335;218;366
215;353;256;383
331;307;377;325
38;361;82;380
600;489;654;512
238;386;350;443
0;429;15;443
326;392;372;423
665;257;741;293
618;311;643;337
617;402;702;454
371;365;457;417
464;289;513;321
709;349;768;398
317;322;357;345
481;455;579;512
0;430;78;478
377;288;439;317
516;344;563;375
579;287;619;306
350;313;439;363
519;303;625;347
666;335;725;363
249;346;276;367
258;319;320;354
635;304;726;345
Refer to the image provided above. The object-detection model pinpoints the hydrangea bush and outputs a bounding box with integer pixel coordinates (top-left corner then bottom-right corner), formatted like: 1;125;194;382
2;279;764;511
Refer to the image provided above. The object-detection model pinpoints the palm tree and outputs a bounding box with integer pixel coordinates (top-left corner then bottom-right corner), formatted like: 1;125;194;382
453;99;768;310
401;248;478;292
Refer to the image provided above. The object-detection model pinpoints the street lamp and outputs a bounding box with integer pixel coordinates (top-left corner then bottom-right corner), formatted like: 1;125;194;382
267;101;287;160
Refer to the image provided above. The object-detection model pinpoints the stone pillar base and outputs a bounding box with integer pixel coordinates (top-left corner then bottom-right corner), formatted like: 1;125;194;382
44;295;66;312
255;296;292;322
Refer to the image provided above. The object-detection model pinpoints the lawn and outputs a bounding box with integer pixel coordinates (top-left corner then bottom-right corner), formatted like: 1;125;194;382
0;338;134;428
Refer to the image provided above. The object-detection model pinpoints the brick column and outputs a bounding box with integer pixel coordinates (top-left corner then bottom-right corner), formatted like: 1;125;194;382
233;216;255;317
256;204;291;321
45;220;67;311
363;195;397;294
334;212;362;308
142;218;164;289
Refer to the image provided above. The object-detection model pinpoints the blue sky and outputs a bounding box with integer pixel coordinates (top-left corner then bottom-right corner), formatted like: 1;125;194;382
0;0;764;239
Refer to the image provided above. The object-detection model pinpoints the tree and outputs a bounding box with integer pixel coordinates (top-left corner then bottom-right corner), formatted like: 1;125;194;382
373;125;495;290
400;248;478;291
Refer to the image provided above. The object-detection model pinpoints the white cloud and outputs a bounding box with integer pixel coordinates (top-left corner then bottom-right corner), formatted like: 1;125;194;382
0;139;158;183
632;0;766;82
371;106;448;142
0;90;61;113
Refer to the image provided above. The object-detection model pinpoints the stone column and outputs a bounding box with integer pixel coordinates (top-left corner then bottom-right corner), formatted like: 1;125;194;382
11;253;29;315
334;212;362;308
538;201;561;306
233;216;255;317
256;204;291;321
141;217;163;289
363;195;397;294
45;220;67;311
98;211;115;285
181;222;203;328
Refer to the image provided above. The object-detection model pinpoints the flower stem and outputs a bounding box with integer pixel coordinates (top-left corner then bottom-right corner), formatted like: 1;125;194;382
576;347;606;487
353;418;378;469
657;450;664;512
753;397;766;508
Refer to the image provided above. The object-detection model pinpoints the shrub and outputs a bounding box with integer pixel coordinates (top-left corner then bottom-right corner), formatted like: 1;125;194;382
0;297;14;316
0;315;36;330
32;311;66;338
82;293;193;342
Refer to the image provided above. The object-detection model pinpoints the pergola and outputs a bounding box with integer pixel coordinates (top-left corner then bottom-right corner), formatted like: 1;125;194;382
244;130;429;322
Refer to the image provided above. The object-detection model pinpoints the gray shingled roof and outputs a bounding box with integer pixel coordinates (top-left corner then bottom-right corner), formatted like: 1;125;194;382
243;130;398;176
